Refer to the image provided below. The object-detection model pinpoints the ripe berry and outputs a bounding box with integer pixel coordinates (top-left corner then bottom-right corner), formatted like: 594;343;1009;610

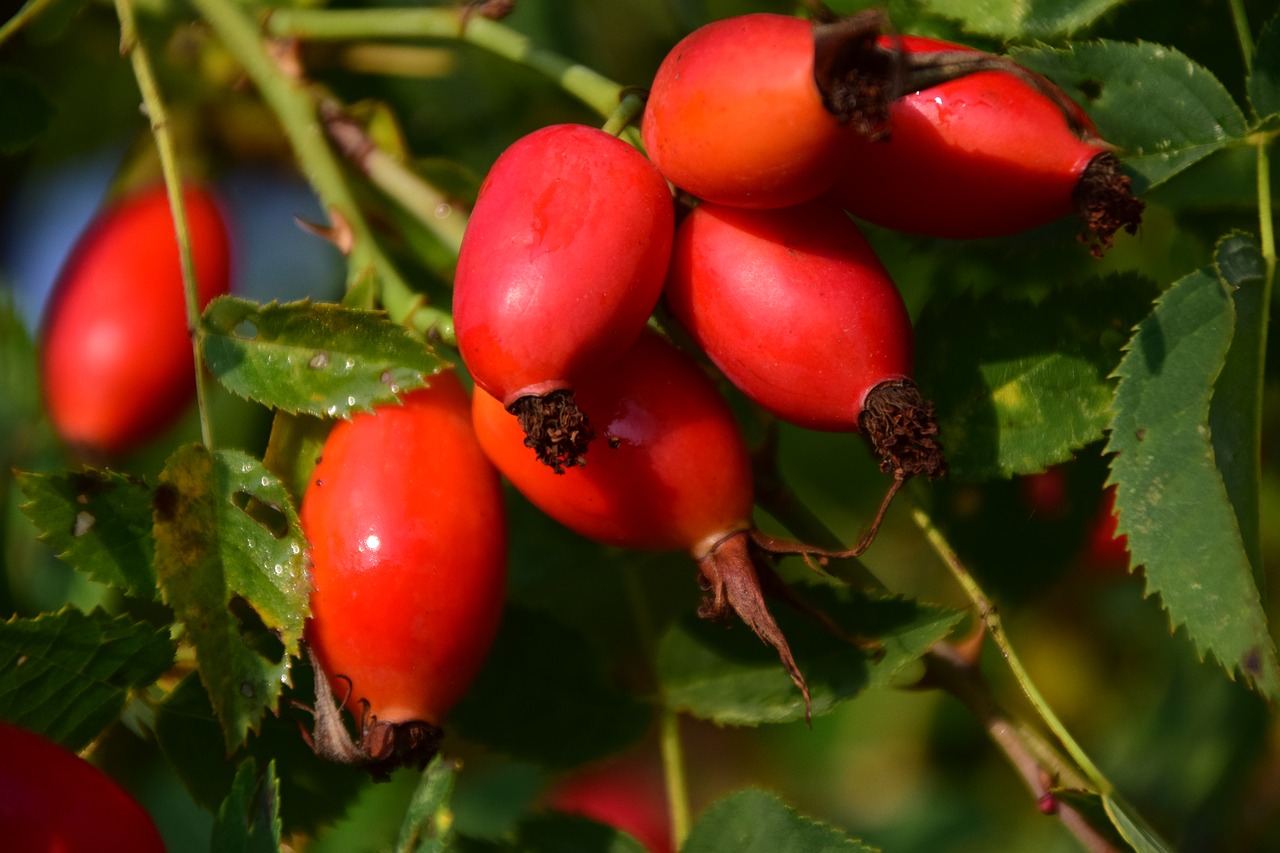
453;124;674;473
472;330;829;717
302;370;507;776
641;12;897;209
664;199;945;541
832;35;1143;254
0;720;166;853
39;182;231;458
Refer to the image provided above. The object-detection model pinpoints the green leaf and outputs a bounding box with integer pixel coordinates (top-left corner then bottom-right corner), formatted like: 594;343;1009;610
1105;263;1280;699
1208;234;1268;580
0;608;173;750
918;0;1129;39
1103;794;1176;853
655;588;963;726
0;67;54;154
684;789;877;853
16;468;158;599
451;606;651;769
1247;12;1280;120
153;444;311;750
1011;41;1250;189
395;756;460;853
915;273;1159;481
201;297;445;418
494;813;648;853
211;758;283;853
154;671;366;834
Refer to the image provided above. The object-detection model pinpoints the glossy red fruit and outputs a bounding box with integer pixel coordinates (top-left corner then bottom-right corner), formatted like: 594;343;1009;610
473;331;815;715
453;123;674;473
642;12;894;209
833;35;1143;253
302;370;507;776
39;182;231;458
0;720;166;853
664;199;945;508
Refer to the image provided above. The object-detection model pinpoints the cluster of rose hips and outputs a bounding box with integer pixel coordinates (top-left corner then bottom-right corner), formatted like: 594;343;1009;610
36;9;1143;778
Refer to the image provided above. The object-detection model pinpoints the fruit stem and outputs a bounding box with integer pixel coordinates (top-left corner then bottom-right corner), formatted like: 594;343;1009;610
114;0;216;449
264;7;628;120
621;565;691;850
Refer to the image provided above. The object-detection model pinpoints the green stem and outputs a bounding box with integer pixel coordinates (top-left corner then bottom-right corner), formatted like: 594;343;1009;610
659;706;691;850
908;504;1113;794
0;0;57;48
318;97;468;257
621;566;691;850
1228;0;1256;74
264;7;627;119
191;0;452;342
114;0;215;448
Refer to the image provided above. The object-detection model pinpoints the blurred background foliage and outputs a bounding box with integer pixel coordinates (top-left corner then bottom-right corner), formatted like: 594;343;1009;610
2;0;1279;850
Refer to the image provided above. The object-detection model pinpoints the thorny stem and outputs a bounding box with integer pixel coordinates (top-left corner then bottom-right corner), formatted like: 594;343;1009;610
318;97;469;257
908;504;1113;794
925;644;1121;853
264;7;628;120
191;0;452;342
114;0;216;449
753;456;1132;848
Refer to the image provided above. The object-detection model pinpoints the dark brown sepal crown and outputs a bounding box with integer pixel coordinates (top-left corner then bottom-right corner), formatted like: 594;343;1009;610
301;646;444;781
509;389;596;474
1075;152;1145;258
812;10;897;139
859;379;947;483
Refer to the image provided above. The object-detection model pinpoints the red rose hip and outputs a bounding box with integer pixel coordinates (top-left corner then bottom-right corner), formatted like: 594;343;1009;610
302;370;507;776
833;36;1143;253
39;182;231;458
453;123;674;473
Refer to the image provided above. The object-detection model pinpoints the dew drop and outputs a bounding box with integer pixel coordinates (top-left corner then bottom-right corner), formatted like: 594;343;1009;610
435;203;452;219
290;542;301;555
326;405;339;417
241;682;255;698
309;351;330;369
347;396;356;406
260;476;270;487
273;564;283;576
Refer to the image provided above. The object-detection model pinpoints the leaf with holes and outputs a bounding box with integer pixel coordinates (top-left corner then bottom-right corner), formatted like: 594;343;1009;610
0;608;173;750
1011;41;1249;191
200;297;445;418
16;468;157;599
153;443;310;750
1106;261;1280;700
919;0;1127;39
684;789;877;852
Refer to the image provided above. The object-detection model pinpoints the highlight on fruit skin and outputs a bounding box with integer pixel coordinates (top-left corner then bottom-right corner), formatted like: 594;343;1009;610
38;182;231;459
300;370;508;778
452;123;675;474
